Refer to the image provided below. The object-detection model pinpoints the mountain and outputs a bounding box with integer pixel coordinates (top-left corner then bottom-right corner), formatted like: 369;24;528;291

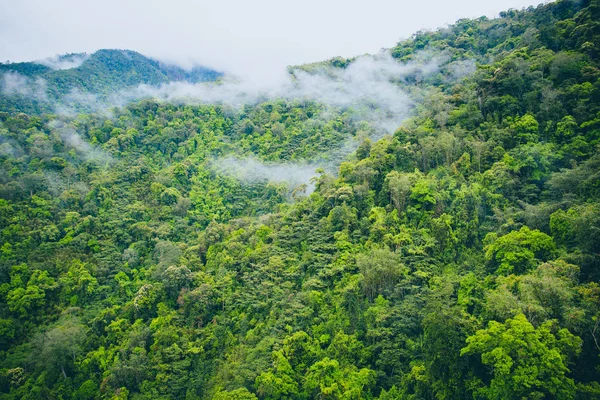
0;49;222;113
0;0;600;399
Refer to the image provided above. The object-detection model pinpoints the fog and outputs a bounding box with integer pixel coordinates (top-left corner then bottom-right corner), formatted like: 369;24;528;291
1;0;542;81
48;120;113;164
0;0;551;196
36;54;90;70
1;50;473;191
212;156;320;194
51;50;456;129
0;71;48;101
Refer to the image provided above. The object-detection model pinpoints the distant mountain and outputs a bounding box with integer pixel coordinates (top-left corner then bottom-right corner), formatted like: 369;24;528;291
0;49;222;113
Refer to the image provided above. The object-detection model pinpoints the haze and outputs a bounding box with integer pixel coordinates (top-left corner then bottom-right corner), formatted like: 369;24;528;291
1;0;543;81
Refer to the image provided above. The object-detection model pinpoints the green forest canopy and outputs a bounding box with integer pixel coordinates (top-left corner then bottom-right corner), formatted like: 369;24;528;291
0;0;600;399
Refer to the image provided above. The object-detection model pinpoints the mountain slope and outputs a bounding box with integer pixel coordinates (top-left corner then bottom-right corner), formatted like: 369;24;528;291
0;0;600;399
0;49;222;113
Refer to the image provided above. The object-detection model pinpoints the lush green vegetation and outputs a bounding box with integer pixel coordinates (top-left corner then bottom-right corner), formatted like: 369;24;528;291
0;50;221;114
1;0;600;398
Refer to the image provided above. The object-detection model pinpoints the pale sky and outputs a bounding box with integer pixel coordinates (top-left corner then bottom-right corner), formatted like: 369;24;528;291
0;0;544;81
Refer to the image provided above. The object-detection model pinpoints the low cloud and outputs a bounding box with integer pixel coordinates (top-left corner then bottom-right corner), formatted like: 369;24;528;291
212;155;320;194
446;59;476;81
120;51;435;132
49;120;112;163
6;50;472;138
0;71;48;101
56;50;474;190
54;88;111;116
55;50;459;132
3;50;477;192
36;53;89;70
0;140;23;158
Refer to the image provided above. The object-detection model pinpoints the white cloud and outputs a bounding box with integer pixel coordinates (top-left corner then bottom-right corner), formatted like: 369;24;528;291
212;156;320;193
36;53;89;70
58;51;450;132
48;120;112;163
0;0;542;81
0;71;48;101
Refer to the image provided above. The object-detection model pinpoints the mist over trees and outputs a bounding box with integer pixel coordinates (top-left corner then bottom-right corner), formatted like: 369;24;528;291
1;0;600;399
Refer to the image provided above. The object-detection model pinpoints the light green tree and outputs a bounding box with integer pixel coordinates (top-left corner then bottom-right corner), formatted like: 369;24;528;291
461;314;582;399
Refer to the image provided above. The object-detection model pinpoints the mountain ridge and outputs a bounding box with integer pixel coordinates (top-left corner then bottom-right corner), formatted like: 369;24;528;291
0;49;222;113
0;0;600;398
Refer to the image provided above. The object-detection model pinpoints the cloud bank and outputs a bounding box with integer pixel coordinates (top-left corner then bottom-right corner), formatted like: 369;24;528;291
36;53;90;70
2;50;476;193
212;156;320;194
58;51;450;131
0;0;539;82
0;71;48;101
48;120;112;164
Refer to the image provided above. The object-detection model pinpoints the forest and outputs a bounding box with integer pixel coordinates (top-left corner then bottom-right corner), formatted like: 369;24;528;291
0;0;599;398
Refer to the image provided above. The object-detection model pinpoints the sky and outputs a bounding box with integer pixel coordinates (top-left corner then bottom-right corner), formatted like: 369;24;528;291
0;0;544;81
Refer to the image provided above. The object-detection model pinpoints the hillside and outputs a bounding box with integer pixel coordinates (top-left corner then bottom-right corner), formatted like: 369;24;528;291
0;49;222;114
0;0;600;399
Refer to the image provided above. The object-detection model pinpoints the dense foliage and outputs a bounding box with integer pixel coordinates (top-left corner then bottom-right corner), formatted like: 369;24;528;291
0;50;221;114
1;0;600;399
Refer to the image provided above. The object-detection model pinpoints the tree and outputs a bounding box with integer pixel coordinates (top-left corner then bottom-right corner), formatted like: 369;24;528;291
409;178;437;211
383;171;411;214
356;138;372;160
303;357;375;399
255;350;299;399
356;249;407;301
461;314;582;399
423;304;476;400
6;285;45;316
6;268;56;317
59;260;98;305
509;113;539;145
32;316;87;380
213;388;258;400
484;226;556;275
483;261;582;327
